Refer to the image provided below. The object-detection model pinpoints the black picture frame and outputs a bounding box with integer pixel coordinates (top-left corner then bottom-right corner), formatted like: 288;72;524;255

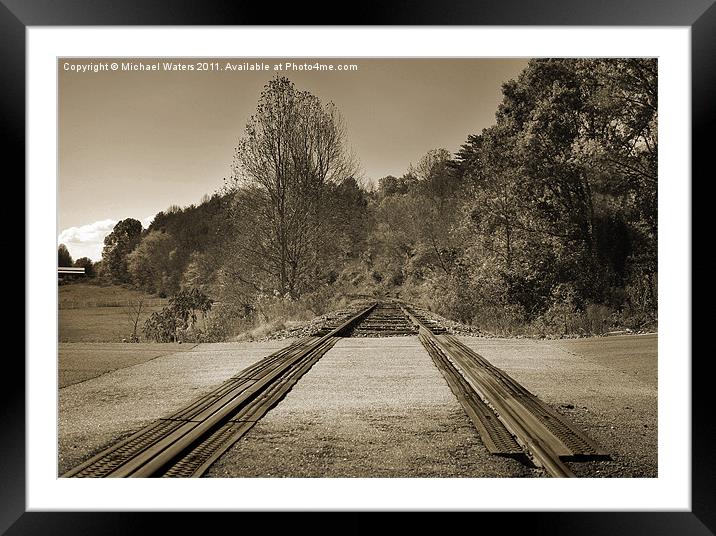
10;1;710;534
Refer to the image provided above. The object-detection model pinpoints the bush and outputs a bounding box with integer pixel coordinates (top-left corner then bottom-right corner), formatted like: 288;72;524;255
143;288;213;342
144;308;179;342
581;303;614;335
224;283;355;341
535;284;580;336
201;304;246;342
470;303;527;337
616;306;658;332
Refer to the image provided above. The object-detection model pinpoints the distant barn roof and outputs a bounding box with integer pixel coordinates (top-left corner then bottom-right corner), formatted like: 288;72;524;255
58;267;85;274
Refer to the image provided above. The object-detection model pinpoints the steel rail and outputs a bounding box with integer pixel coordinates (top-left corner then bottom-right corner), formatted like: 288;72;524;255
401;305;605;478
161;336;341;477
131;335;341;478
418;331;523;456
63;302;376;478
437;335;608;458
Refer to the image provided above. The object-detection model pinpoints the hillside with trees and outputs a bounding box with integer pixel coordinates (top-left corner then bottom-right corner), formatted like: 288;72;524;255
73;59;657;341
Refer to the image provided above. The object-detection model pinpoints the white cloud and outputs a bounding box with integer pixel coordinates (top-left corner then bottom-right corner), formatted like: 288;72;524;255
58;216;156;262
58;219;117;262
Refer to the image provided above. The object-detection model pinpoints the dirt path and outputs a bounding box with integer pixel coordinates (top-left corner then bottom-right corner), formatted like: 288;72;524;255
206;337;534;478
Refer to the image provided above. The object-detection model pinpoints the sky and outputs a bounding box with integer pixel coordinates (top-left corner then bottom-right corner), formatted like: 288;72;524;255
58;57;529;261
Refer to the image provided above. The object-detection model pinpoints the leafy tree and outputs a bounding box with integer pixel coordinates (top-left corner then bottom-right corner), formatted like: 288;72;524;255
411;148;456;196
321;177;371;263
181;251;215;291
101;218;143;283
453;134;485;177
410;149;462;276
573;58;658;302
58;244;73;267
73;257;95;277
127;230;178;295
498;60;595;249
377;173;416;198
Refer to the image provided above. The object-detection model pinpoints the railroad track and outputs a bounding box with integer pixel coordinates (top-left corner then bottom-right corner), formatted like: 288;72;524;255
344;301;418;336
401;305;609;477
63;303;376;478
64;299;608;478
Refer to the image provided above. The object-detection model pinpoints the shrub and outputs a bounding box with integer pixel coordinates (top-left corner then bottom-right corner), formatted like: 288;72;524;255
202;304;246;342
471;303;527;337
581;303;614;335
534;283;580;336
143;288;213;342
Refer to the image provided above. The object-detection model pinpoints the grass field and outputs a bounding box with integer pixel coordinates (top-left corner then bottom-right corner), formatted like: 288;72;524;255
59;283;168;343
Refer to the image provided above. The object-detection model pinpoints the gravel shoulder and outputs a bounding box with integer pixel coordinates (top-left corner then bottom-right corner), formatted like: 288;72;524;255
456;336;657;477
206;337;535;478
58;340;293;475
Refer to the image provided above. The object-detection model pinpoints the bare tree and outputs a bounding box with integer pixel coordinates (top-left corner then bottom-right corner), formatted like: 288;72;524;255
229;76;357;298
124;297;145;342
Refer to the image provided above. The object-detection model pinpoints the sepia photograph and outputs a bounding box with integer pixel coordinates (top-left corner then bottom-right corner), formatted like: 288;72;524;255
57;56;658;480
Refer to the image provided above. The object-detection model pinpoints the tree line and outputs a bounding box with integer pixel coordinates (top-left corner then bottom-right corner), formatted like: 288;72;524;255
57;243;96;277
61;59;657;338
